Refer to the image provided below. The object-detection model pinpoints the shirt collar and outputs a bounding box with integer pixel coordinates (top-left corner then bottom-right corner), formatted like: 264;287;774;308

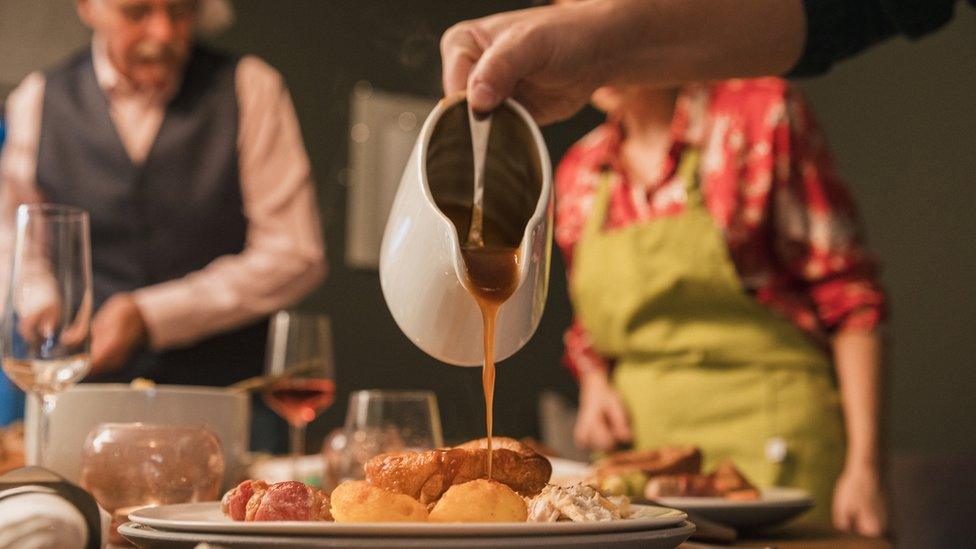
578;84;711;176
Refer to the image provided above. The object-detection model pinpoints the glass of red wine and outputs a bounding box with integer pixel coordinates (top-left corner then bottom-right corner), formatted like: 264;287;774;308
261;311;335;468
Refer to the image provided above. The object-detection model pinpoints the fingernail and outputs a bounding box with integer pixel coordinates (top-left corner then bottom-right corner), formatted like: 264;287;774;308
471;82;497;109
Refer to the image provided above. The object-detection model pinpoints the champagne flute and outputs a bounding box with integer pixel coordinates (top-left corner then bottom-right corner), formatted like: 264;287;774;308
261;311;335;465
2;204;92;467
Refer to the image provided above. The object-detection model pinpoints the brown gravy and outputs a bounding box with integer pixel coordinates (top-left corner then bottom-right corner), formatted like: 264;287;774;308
426;101;541;481
460;245;519;478
439;202;520;479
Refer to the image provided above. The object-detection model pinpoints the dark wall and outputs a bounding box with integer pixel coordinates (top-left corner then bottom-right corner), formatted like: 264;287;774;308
795;9;976;455
213;1;590;446
213;1;976;459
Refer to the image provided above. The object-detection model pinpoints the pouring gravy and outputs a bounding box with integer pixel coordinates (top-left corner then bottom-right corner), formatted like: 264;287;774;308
427;99;543;479
460;244;519;478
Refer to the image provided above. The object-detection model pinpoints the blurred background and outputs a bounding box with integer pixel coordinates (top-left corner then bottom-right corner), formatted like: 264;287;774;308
1;0;973;543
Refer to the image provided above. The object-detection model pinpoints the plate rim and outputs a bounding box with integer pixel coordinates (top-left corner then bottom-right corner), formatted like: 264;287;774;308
653;487;814;509
119;520;698;546
129;502;687;536
127;501;687;536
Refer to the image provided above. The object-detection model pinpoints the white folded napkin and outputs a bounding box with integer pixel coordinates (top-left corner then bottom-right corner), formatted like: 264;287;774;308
0;489;110;549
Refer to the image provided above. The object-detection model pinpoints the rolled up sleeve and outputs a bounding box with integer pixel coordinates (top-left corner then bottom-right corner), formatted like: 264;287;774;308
133;57;326;349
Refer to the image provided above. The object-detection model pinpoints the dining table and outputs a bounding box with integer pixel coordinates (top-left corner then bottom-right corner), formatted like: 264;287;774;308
680;522;892;548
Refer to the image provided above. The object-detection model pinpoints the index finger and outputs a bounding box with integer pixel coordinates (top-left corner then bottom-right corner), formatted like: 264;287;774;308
440;23;485;96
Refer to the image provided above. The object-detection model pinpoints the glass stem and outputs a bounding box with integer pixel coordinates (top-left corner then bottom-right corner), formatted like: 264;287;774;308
34;393;58;468
289;422;306;481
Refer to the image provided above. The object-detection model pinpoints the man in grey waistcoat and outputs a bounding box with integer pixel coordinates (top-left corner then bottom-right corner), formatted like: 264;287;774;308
0;0;326;396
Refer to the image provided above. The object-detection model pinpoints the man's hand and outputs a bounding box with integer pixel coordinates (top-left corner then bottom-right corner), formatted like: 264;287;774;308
440;0;806;125
574;369;633;452
90;293;148;375
441;2;613;124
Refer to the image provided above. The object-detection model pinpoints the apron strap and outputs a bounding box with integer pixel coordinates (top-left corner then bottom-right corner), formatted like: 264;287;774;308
676;147;703;208
583;146;703;237
582;170;616;236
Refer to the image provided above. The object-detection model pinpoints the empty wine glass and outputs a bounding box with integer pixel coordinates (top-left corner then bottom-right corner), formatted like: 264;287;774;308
2;204;92;467
331;390;443;484
262;311;336;462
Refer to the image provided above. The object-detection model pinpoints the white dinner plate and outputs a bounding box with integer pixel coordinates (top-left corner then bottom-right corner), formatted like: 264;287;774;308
128;501;686;536
119;520;696;549
653;487;814;529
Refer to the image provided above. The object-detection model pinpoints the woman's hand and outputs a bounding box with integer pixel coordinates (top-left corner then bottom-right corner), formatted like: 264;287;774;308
832;463;888;537
574;370;632;452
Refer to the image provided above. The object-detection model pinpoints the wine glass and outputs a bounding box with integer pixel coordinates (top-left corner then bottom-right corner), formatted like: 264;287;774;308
329;390;443;486
261;311;335;463
1;204;92;467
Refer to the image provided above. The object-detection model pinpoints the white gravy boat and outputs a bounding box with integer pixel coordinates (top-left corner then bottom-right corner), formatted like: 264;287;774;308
379;95;553;366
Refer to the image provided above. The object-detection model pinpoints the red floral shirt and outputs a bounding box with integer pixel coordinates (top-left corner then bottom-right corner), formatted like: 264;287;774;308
556;78;886;376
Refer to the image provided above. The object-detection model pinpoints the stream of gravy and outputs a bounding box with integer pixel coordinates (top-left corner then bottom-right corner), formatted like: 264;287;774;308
461;246;519;479
459;245;520;478
439;201;521;479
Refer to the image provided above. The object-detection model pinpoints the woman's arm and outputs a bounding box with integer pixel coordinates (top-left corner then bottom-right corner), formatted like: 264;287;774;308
769;84;888;536
834;331;883;472
832;330;888;536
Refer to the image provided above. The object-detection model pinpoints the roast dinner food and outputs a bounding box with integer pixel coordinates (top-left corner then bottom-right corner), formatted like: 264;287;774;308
220;436;651;524
590;445;760;500
330;480;429;522
364;436;551;504
221;479;332;521
220;441;758;524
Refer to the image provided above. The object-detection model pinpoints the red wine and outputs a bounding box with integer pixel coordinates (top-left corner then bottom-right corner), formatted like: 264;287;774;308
262;379;336;427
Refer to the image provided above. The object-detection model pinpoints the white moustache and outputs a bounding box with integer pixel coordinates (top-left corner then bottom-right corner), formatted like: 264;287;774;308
133;42;176;63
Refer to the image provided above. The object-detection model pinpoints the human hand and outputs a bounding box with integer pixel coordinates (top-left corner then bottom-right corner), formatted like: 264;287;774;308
91;293;148;375
832;463;888;537
441;1;616;124
18;303;60;345
573;370;632;452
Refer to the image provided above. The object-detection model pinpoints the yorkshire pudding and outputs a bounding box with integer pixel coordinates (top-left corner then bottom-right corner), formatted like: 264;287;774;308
364;437;551;504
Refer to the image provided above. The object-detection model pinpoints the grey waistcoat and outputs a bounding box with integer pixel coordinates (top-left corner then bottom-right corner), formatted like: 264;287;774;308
36;47;267;386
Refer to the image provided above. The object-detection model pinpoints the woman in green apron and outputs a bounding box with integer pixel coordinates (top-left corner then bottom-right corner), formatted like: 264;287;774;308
556;79;887;535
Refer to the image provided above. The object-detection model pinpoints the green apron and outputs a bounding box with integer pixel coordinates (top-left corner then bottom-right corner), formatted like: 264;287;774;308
569;147;844;521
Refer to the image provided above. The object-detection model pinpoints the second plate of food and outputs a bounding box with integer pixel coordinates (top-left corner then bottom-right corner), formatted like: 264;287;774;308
652;487;813;529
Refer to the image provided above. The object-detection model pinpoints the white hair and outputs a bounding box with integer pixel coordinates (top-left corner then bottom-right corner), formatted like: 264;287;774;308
195;0;234;37
89;0;235;37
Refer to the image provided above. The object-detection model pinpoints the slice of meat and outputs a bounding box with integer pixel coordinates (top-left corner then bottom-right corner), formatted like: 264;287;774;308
220;479;268;521
365;444;552;504
594;446;702;477
642;460;761;500
710;459;759;499
245;480;332;521
221;480;331;521
644;474;718;498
